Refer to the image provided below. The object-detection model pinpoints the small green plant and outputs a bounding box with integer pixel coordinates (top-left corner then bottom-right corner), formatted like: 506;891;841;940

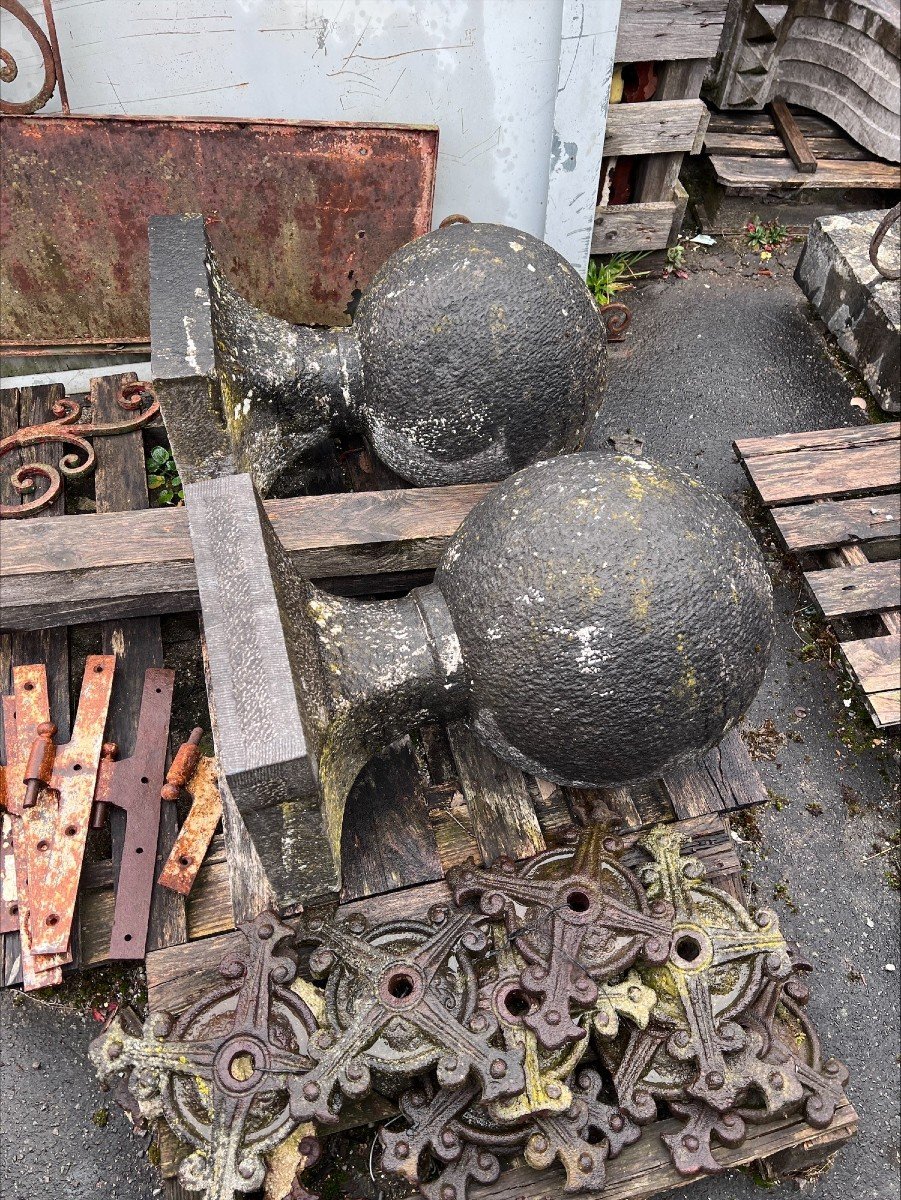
745;216;789;255
147;445;184;507
663;243;688;278
585;253;649;305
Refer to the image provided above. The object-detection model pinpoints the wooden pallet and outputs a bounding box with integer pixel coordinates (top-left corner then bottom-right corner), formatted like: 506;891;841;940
705;107;901;194
592;0;728;253
735;423;900;729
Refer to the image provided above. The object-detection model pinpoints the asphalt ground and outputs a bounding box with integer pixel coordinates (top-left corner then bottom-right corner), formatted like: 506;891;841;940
1;229;898;1200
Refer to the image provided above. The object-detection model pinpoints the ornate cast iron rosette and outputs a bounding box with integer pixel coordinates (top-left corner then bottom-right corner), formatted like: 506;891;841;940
0;381;160;518
90;913;322;1200
293;904;525;1124
91;825;848;1199
450;824;672;1050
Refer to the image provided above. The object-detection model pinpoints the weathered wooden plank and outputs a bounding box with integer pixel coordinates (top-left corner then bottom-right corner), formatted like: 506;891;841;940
735;423;899;460
840;635;901;696
772;494;901;551
592;199;678;254
603;98;707;157
615;0;727;62
769;98;818;174
704;131;869;160
739;441;901;506
663;728;768;817
634;60;708;204
468;1100;857;1199
445;724;546;863
868;689;901;729
707;110;845;136
1;483;494;632
710;153;901;191
340;739;444;901
805;560;901;618
146;815;739;1015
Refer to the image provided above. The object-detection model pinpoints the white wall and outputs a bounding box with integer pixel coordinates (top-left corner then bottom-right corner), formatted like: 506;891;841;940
2;0;620;270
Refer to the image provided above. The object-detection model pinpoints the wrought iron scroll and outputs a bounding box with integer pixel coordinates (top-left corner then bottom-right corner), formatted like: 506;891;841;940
869;203;901;282
0;0;68;114
0;382;160;518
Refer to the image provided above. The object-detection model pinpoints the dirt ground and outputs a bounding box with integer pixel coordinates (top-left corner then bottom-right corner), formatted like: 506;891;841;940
1;218;898;1200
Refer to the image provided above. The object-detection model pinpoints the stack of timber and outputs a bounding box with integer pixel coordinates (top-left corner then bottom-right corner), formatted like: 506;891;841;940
592;0;728;253
705;107;901;195
735;423;900;730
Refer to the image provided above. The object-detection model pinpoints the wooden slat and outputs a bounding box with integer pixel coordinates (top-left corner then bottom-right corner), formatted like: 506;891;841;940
615;0;727;62
592;183;688;255
445;724;546;863
707;110;844;137
339;740;444;901
1;482;494;632
805;560;901;618
704;131;869;160
603;98;707;157
664;728;768;817
735;423;899;460
869;690;901;729
634;59;708;204
146;814;738;1016
840;635;901;696
709;153;901;191
772;494;901;551
739;441;901;506
768;98;818;174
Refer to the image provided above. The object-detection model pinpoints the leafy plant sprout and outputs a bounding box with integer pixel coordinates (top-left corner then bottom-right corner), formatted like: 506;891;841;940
147;445;184;506
745;216;790;254
585;252;649;306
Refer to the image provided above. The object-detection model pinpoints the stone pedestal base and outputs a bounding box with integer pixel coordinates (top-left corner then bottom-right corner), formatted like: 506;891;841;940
796;211;900;415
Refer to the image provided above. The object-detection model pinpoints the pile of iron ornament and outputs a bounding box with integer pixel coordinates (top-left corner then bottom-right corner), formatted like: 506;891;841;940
90;824;848;1200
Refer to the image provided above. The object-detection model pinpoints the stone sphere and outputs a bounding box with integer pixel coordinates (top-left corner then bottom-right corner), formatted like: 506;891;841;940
352;221;606;485
435;453;773;787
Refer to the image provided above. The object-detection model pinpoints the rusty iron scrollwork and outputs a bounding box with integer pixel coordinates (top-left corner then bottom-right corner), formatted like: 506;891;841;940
0;381;160;519
869;203;901;281
0;0;67;114
600;301;632;342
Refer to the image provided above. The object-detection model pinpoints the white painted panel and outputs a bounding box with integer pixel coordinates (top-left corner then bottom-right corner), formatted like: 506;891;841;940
546;0;620;273
3;0;621;263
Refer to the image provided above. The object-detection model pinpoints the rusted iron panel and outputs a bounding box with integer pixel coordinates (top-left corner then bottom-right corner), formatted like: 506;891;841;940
2;670;64;989
97;668;174;960
1;114;438;350
158;753;222;897
26;654;115;956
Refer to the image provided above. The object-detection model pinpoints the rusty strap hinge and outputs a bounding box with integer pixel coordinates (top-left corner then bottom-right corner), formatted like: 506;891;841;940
90;668;175;959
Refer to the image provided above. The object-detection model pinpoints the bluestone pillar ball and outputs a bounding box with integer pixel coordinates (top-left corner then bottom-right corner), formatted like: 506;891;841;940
435;453;774;786
352;221;607;484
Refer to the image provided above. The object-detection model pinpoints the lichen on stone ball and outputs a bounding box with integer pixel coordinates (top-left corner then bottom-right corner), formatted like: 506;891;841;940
436;452;774;787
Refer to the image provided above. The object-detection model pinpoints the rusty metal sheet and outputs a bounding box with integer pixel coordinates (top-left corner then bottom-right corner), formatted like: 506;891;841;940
0;114;438;351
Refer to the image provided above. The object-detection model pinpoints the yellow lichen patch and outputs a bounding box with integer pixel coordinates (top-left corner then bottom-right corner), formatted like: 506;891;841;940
633;577;653;623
